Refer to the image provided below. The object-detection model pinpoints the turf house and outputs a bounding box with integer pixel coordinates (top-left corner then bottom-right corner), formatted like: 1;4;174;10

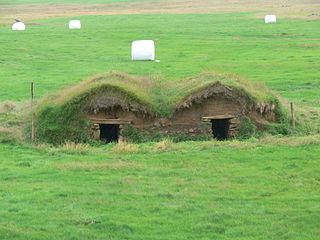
34;72;283;144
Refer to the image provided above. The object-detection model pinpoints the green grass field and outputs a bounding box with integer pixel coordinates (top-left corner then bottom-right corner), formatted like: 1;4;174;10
0;0;155;5
0;1;320;239
0;13;319;108
0;137;320;240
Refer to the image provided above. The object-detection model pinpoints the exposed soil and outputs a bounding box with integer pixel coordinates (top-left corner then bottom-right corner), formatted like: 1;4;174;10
1;0;319;23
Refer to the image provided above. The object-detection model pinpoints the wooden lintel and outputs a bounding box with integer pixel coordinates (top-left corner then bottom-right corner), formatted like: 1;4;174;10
88;118;131;125
202;115;235;121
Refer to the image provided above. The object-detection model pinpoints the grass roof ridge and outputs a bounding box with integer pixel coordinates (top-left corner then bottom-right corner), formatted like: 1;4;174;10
170;71;276;114
36;71;279;117
43;72;149;102
36;71;155;116
179;71;273;101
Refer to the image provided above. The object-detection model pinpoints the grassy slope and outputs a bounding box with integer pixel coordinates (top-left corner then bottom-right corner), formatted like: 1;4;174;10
0;13;319;109
0;139;319;240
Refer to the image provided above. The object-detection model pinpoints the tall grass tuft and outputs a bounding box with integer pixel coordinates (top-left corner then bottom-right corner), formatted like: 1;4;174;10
0;101;16;114
59;141;91;152
112;141;139;153
153;139;177;152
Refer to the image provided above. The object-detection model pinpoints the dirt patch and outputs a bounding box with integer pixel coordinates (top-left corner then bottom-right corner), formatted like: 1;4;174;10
1;0;319;23
0;4;106;23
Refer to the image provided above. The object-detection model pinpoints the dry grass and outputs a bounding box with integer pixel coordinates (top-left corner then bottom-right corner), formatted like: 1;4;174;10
199;139;257;150
55;160;145;171
34;142;105;154
258;134;320;147
198;141;217;150
111;141;139;153
0;100;32;117
0;101;28;142
34;143;52;150
152;139;177;152
221;140;258;150
0;126;22;141
0;101;16;114
0;126;12;134
0;0;319;23
58;141;91;152
197;134;320;150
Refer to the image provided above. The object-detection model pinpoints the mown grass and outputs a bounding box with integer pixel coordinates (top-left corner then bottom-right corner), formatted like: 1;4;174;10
0;137;319;240
0;13;319;109
1;2;319;239
0;0;155;5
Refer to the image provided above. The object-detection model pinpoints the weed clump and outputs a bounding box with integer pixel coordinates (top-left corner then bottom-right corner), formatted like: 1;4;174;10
267;123;295;136
238;117;257;139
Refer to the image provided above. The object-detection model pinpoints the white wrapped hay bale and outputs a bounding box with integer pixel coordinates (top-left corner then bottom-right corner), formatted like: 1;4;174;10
69;20;81;29
12;22;26;31
131;40;155;61
265;15;277;24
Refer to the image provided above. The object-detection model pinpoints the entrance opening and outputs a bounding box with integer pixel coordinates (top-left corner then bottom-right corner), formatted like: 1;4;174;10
211;119;230;141
99;124;119;143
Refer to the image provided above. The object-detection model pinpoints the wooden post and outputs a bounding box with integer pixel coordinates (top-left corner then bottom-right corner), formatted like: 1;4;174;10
290;102;295;128
31;82;35;141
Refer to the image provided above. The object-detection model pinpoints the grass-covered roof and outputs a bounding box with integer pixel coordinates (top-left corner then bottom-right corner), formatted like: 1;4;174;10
34;71;282;144
39;71;277;117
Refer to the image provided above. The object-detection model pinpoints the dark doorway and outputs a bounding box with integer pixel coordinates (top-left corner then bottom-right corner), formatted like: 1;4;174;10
211;119;230;141
99;124;119;143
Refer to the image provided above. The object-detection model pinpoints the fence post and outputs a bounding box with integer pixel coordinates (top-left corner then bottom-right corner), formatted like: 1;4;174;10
31;82;35;141
290;102;295;128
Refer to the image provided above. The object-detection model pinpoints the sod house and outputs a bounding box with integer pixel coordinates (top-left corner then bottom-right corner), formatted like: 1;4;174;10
35;72;281;144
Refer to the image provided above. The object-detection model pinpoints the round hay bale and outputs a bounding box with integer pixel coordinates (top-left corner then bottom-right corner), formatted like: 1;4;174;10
265;15;277;24
131;40;155;61
69;20;81;30
12;22;26;31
